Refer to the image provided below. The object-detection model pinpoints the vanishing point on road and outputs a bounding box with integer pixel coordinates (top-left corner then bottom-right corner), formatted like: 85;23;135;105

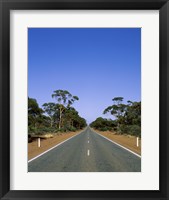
28;127;141;172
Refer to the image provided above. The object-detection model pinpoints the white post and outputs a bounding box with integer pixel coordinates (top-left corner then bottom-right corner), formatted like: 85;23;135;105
136;137;139;147
38;138;41;147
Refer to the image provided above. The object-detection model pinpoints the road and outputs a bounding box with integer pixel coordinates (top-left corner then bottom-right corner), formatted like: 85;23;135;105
28;127;141;172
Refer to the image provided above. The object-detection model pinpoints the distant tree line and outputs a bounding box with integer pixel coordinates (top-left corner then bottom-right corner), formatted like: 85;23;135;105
90;97;141;137
28;90;87;135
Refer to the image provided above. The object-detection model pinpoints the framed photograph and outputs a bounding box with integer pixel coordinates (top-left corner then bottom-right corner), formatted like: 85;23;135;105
0;0;169;199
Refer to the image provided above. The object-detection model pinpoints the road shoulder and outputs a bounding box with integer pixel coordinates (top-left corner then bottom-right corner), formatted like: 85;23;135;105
28;130;83;161
92;129;141;156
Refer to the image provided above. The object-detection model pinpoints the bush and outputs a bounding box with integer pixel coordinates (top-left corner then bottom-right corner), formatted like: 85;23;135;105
128;125;141;137
28;126;37;134
47;127;57;133
57;126;77;133
99;127;106;131
117;124;129;134
68;127;77;132
117;124;141;137
33;127;57;135
100;126;112;131
57;128;67;133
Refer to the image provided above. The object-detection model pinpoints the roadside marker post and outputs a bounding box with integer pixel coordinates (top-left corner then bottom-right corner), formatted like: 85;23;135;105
136;137;139;147
38;138;41;147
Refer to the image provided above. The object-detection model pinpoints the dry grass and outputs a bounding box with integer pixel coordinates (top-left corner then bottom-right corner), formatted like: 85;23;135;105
93;129;141;155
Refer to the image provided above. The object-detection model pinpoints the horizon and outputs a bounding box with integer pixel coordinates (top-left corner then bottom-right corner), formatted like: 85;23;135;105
28;28;141;124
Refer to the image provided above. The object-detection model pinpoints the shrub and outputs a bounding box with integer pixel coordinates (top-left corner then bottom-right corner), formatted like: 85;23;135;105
99;127;109;131
57;128;67;133
117;124;141;137
28;126;37;134
117;124;129;134
68;127;77;132
128;125;141;137
33;127;57;135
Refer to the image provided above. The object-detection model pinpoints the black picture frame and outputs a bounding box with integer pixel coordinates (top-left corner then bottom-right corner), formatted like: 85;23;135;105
0;0;169;199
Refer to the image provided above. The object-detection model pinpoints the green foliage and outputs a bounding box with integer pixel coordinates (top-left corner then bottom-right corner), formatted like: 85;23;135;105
117;125;141;137
117;124;129;134
28;125;57;135
57;126;77;133
90;117;116;131
51;89;80;129
28;97;47;133
92;97;141;137
99;127;110;131
128;125;141;137
52;90;79;108
28;90;87;135
28;98;43;116
124;101;141;126
104;97;126;119
42;102;59;128
112;97;124;103
68;127;77;132
28;126;37;134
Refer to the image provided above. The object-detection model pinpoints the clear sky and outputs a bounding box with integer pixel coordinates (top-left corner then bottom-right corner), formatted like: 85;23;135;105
28;28;141;124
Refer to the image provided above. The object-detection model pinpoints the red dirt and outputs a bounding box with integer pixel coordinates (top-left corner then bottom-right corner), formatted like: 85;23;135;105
93;129;141;155
28;130;82;160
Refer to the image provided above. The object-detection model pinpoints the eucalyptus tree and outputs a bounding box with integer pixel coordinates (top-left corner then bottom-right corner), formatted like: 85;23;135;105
90;117;116;131
124;101;141;126
51;90;79;129
42;102;59;128
103;97;141;136
72;115;87;129
28;97;44;129
103;97;127;132
103;97;126;120
63;107;78;128
62;106;87;130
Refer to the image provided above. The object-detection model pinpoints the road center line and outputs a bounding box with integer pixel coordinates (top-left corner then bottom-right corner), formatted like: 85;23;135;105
88;140;89;143
87;149;90;156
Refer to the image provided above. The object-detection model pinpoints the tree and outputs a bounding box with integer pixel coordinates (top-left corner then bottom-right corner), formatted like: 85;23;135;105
61;106;87;131
103;97;141;136
90;117;116;131
103;97;126;125
28;97;43;116
124;101;141;126
63;107;78;128
51;90;79;129
28;97;44;132
112;97;124;104
42;102;59;127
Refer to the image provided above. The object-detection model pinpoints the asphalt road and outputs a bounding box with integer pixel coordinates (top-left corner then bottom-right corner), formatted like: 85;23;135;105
28;127;141;172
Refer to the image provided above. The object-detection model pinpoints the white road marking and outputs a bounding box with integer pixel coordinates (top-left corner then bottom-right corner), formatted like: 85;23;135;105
87;149;90;156
95;132;141;158
88;140;89;143
28;131;83;163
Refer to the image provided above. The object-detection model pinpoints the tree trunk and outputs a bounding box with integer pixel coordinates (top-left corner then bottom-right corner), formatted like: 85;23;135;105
50;116;53;127
59;115;61;129
59;106;62;130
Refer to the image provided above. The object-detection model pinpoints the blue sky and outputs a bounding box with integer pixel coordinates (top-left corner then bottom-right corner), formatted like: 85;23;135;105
28;28;141;124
